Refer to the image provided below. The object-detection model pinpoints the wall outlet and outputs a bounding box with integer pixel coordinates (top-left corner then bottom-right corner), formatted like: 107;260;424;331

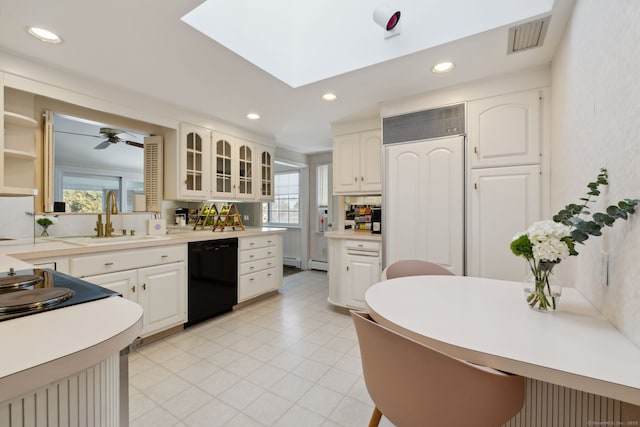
243;215;249;221
599;250;609;286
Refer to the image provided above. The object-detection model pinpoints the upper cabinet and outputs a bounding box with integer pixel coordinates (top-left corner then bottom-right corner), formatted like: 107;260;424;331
179;123;211;200
165;123;273;202
258;145;274;202
333;129;382;194
1;82;38;196
467;90;541;168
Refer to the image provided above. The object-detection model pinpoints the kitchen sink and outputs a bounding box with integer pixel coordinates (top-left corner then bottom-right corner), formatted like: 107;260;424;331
54;234;170;246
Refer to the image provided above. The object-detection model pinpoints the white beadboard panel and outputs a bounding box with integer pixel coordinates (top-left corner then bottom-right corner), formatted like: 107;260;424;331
501;378;622;427
0;354;120;427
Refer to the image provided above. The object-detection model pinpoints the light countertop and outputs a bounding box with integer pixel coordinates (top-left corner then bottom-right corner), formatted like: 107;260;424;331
324;230;382;242
0;227;286;261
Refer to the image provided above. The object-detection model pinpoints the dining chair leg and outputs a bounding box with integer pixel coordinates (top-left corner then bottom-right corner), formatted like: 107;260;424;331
368;406;383;427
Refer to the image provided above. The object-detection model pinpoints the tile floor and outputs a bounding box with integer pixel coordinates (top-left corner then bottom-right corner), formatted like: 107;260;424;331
128;270;394;427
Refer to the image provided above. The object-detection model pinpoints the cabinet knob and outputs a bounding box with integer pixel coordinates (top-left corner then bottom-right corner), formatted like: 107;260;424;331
354;177;358;182
131;285;136;293
361;176;364;181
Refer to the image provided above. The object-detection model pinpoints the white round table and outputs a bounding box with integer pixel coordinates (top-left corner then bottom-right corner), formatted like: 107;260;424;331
365;275;640;405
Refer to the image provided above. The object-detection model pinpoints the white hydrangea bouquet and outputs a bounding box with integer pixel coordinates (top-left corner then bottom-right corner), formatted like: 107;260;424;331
510;168;639;311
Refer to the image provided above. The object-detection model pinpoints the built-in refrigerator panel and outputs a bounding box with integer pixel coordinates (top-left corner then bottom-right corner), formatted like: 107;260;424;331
383;135;464;275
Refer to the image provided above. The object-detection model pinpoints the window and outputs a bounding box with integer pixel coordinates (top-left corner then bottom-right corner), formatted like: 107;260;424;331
263;171;300;225
57;171;143;213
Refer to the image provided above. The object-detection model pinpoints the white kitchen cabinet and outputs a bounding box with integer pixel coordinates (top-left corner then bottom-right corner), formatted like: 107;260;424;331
258;145;274;201
467;89;541;168
211;135;255;200
238;234;283;302
1;83;39;196
467;165;541;281
166;124;271;201
333;129;382;194
384;136;465;275
72;245;187;338
328;238;381;310
176;123;211;199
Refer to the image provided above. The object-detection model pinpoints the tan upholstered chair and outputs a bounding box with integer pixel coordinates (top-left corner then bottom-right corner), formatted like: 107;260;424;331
351;311;524;427
381;259;454;280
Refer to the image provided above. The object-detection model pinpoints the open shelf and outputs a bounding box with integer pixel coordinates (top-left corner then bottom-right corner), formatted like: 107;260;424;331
4;111;38;128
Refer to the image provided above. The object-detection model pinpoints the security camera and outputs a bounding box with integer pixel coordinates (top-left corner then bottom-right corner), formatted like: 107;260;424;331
373;7;401;32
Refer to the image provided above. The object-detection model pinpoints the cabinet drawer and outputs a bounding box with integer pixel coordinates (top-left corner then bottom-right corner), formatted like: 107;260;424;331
240;258;277;275
239;267;278;301
239;235;277;250
345;240;380;252
70;245;186;277
239;246;277;263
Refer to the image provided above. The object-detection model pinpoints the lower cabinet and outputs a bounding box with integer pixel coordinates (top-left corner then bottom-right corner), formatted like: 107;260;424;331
238;234;283;302
85;263;185;337
72;245;187;338
328;238;381;310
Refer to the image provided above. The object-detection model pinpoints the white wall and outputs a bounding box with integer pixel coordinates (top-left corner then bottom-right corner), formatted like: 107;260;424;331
550;0;640;346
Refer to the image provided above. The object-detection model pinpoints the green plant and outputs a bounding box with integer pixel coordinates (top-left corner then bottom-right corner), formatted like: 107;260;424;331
552;168;640;253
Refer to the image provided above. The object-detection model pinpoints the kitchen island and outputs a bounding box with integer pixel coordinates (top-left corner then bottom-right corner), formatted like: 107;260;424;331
0;258;143;425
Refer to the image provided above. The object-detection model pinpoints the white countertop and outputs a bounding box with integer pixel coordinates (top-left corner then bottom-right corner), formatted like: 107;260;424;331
365;275;640;405
0;296;143;402
0;227;286;261
324;230;382;242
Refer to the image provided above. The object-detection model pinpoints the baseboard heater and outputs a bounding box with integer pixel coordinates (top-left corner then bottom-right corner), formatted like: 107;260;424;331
283;256;301;268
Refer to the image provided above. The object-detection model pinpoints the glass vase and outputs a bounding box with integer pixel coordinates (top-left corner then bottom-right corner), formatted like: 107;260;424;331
524;274;562;312
40;225;50;237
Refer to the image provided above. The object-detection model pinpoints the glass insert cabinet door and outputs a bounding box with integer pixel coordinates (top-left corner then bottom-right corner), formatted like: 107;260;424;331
261;151;272;197
238;144;253;197
185;131;203;192
215;138;233;195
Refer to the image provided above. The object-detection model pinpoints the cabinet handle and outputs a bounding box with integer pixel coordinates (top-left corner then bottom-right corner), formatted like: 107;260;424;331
361;176;364;181
131;285;136;293
474;183;478;190
346;266;349;271
267;240;272;243
358;244;363;248
267;273;272;277
474;146;478;154
143;283;147;290
104;262;114;266
250;254;255;258
250;277;255;282
267;251;272;255
250;242;255;246
161;255;168;258
267;262;272;266
354;176;358;182
250;266;255;270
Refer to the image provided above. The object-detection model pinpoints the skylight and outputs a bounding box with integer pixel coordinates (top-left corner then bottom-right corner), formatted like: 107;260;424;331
181;0;553;88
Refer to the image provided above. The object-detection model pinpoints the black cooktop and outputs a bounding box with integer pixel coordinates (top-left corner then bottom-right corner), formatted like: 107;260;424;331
0;268;120;321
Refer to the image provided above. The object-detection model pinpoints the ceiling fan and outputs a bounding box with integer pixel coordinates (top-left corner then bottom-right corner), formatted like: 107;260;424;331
55;127;145;149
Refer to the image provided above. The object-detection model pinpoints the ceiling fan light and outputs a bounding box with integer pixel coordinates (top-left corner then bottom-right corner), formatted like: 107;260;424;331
246;113;260;120
27;27;62;44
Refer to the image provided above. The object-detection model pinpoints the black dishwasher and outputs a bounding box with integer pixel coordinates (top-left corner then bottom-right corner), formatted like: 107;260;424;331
187;238;238;326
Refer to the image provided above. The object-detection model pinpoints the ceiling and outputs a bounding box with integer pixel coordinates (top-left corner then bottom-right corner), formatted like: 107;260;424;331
0;0;574;154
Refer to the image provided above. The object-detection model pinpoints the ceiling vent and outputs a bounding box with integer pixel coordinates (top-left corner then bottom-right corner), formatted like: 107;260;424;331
507;16;550;54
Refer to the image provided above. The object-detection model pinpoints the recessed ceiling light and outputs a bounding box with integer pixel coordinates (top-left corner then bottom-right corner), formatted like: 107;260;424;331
432;61;455;73
246;113;260;120
322;93;337;102
27;27;62;44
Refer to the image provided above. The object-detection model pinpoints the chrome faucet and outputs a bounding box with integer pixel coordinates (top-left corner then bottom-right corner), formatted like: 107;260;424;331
105;190;118;237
